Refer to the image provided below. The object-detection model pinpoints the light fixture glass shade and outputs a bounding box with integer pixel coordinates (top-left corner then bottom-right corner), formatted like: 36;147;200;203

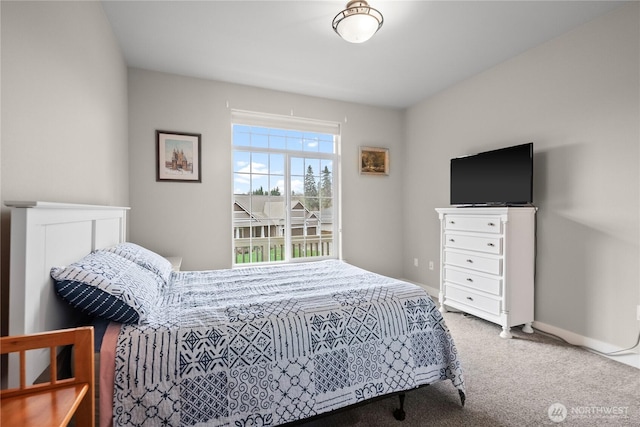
332;1;383;44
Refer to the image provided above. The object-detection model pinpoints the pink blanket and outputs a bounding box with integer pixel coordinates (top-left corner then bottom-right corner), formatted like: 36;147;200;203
99;322;121;427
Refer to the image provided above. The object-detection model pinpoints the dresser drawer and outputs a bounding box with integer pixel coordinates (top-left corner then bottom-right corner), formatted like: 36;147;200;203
445;284;501;316
444;233;502;255
444;267;501;295
444;250;502;275
444;215;502;234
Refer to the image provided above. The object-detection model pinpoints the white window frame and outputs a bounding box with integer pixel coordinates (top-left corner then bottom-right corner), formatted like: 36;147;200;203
231;110;341;266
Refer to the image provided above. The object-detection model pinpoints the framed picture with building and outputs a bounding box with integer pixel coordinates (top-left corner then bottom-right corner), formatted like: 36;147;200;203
156;130;202;182
359;146;389;175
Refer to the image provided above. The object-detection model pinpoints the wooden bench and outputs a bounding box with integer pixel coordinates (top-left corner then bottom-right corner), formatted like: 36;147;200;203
1;326;94;427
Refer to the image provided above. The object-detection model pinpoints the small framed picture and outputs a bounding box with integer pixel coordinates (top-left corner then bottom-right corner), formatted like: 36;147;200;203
156;130;201;182
359;146;389;175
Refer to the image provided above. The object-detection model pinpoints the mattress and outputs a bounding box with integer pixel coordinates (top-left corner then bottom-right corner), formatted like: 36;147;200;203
102;260;465;426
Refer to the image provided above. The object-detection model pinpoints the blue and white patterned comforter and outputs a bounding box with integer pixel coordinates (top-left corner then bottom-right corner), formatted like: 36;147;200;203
113;260;465;426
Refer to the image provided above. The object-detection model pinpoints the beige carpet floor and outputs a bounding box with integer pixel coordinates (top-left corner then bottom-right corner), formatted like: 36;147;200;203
299;311;640;426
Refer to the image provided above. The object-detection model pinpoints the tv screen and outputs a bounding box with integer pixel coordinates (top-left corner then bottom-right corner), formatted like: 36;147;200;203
450;142;533;206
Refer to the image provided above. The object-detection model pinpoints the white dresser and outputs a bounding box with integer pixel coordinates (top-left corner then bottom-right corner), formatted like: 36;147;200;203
435;207;537;338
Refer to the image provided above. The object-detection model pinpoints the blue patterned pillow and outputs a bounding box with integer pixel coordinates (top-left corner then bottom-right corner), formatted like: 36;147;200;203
100;242;172;285
51;251;161;324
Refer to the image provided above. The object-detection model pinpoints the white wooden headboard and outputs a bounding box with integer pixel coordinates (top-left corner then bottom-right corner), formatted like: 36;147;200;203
5;201;130;386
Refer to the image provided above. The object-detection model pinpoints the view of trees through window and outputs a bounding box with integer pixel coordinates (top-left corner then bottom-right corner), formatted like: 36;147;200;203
232;124;338;265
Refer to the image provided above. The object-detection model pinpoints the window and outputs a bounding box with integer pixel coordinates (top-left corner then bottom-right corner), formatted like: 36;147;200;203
231;111;340;265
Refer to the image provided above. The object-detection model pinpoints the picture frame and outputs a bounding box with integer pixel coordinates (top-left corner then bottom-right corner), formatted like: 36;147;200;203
359;146;389;175
156;130;201;182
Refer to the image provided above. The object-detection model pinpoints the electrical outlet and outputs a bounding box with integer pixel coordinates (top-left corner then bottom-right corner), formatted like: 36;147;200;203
413;258;419;267
429;261;434;270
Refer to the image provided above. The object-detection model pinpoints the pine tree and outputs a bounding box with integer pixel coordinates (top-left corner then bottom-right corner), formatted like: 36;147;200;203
320;166;332;208
304;165;319;210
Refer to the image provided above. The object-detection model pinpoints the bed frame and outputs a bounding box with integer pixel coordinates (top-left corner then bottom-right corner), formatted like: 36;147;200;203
5;201;129;388
5;201;464;423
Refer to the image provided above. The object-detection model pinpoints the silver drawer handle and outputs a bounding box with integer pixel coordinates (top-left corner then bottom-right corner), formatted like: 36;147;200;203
466;296;474;301
466;259;474;263
466;278;473;282
488;222;495;227
487;243;495;247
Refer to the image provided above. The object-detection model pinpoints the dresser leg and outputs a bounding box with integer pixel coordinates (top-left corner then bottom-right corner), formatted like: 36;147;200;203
522;323;534;334
438;291;447;314
499;326;512;339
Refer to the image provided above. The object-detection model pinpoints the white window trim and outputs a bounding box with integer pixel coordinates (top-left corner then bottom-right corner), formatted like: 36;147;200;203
231;109;341;135
231;110;342;266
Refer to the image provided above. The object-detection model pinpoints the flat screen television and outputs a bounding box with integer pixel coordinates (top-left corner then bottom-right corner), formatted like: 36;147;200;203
450;142;533;206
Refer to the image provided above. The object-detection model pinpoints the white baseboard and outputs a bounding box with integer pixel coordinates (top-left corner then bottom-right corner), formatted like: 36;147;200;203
533;321;640;369
400;278;639;369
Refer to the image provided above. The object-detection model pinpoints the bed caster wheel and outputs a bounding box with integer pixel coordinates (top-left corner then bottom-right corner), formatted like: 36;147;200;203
393;408;406;421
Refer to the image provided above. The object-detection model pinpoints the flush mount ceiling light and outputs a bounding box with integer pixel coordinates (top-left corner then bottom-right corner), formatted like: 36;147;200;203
332;0;384;44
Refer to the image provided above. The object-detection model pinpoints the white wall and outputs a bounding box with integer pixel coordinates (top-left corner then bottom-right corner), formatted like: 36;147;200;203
127;69;404;274
0;1;129;333
403;3;639;351
1;1;129;206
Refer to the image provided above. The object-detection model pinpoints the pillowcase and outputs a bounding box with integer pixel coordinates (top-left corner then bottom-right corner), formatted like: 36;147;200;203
51;251;161;324
100;242;173;285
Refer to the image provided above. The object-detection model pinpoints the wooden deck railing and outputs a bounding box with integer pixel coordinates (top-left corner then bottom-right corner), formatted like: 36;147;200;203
234;236;333;263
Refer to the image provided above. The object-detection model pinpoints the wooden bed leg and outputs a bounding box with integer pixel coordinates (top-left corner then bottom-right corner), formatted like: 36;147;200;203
459;390;466;407
393;393;406;421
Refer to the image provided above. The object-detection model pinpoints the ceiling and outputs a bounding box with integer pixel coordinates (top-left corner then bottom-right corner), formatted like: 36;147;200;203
101;1;626;110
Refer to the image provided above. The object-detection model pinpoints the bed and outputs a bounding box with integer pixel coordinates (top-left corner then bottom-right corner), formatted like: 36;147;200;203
6;201;465;427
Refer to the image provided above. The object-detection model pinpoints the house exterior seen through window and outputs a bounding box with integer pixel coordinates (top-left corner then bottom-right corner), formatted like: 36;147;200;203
232;119;339;265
